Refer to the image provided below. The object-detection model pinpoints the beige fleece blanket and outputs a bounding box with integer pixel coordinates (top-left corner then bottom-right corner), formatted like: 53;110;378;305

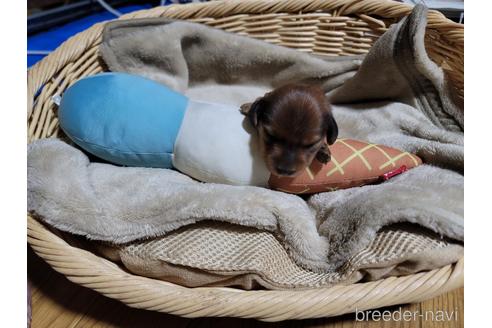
27;5;463;273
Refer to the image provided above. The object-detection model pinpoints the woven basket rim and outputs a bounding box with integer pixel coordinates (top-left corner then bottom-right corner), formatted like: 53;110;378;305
27;0;464;321
27;0;464;117
28;215;464;321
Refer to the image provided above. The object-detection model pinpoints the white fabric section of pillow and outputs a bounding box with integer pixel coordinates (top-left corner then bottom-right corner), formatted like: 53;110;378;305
173;100;270;186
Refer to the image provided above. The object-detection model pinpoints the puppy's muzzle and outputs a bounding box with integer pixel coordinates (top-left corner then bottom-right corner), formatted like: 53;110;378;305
272;150;299;176
275;166;296;176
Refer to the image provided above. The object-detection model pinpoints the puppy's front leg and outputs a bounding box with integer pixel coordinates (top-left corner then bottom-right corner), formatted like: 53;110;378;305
315;143;331;164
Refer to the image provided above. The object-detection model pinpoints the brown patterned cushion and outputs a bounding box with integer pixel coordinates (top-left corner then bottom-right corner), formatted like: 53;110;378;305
269;139;422;194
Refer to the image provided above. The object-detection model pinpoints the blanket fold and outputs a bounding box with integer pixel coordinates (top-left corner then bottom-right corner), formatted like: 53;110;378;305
28;4;463;273
329;5;463;133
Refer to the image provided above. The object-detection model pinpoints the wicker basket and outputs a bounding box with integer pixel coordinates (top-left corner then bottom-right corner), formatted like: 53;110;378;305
27;0;464;321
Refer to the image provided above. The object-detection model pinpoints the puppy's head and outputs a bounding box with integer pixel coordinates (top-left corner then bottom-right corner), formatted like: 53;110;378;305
241;84;338;177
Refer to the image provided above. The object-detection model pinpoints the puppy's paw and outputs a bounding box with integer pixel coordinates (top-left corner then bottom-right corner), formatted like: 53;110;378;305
315;145;331;164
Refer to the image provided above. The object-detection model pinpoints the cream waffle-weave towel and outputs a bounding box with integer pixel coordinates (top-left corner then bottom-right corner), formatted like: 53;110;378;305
100;222;462;290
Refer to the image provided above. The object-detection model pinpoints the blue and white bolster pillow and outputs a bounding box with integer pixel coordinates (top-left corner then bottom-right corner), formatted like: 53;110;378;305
58;73;270;186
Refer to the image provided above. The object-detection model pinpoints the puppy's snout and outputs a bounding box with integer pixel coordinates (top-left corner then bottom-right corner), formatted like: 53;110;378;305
273;151;298;176
275;165;296;176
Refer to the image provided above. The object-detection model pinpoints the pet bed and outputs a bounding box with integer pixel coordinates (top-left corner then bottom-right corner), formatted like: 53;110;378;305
27;0;463;321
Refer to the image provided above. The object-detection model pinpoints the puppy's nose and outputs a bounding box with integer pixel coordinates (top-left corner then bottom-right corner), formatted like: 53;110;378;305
275;166;296;176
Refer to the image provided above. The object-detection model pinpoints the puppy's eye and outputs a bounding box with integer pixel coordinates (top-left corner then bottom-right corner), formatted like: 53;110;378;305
302;140;321;149
264;131;280;143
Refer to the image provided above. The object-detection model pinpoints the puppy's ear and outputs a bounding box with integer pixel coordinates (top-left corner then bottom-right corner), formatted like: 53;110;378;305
324;113;339;145
315;143;331;164
240;97;265;127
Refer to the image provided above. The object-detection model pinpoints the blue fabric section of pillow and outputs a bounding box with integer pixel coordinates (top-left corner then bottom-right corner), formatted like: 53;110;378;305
58;72;188;168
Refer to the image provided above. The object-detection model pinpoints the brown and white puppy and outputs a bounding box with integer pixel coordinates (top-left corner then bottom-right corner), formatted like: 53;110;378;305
241;84;338;177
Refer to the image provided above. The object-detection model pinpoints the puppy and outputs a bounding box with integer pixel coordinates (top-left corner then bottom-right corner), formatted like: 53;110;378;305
241;84;338;177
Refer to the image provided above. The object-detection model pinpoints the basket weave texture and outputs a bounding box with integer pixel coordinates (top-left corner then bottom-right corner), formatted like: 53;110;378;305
27;0;464;321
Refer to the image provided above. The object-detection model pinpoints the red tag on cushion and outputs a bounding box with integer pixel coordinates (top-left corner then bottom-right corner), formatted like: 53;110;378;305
381;165;408;181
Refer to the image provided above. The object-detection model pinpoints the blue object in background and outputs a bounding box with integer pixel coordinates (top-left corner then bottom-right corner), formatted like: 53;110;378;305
27;4;153;67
